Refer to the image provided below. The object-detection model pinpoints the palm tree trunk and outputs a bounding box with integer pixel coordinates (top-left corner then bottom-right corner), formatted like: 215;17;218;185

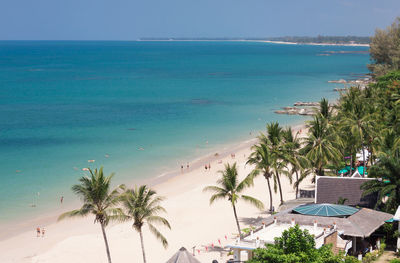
139;228;147;263
100;223;112;263
275;171;284;204
362;145;366;177
232;203;242;239
295;170;299;198
266;176;273;212
350;154;353;177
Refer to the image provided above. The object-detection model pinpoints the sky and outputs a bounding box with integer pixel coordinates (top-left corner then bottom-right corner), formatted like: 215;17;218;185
0;0;399;40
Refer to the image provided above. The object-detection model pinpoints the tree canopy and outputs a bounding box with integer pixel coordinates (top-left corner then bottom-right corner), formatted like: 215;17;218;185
247;225;348;263
369;17;400;76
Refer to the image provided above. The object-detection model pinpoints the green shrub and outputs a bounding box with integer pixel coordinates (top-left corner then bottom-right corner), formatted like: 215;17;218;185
344;255;359;263
389;259;400;263
362;251;379;263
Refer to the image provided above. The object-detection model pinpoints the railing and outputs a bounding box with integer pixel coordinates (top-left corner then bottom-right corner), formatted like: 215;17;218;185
344;240;353;256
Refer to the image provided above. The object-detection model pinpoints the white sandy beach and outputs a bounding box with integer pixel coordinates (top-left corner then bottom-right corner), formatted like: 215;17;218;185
0;125;313;263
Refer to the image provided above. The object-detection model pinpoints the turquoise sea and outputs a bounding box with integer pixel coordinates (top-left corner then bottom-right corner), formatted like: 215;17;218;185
0;41;369;224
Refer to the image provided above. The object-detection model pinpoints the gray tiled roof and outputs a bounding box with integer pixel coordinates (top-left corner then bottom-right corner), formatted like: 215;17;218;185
259;206;392;238
315;176;377;208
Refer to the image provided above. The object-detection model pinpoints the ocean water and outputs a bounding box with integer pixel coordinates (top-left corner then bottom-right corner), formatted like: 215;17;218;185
0;41;369;223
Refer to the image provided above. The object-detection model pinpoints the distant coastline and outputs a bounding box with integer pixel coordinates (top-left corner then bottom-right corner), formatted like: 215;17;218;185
138;39;370;47
241;40;370;47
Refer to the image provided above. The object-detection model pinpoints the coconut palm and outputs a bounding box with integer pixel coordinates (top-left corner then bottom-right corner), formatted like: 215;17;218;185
259;122;289;204
282;127;311;198
302;115;341;176
58;167;125;263
203;163;264;238
121;185;171;263
318;98;331;119
340;101;373;176
247;143;275;212
361;155;400;213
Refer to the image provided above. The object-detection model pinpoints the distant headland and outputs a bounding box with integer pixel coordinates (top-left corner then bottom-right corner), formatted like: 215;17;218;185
139;36;370;47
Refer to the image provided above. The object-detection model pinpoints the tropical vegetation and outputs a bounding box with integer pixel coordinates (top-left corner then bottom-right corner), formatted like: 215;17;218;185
121;185;171;263
203;163;264;238
58;167;126;263
247;225;354;263
58;167;170;263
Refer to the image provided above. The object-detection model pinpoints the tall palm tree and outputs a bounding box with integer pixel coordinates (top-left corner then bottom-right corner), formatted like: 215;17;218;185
247;143;275;212
203;163;264;238
121;185;171;263
340;101;373;176
282;127;311;198
318;98;331;119
302;115;341;176
361;155;400;213
58;167;125;263
259;122;289;204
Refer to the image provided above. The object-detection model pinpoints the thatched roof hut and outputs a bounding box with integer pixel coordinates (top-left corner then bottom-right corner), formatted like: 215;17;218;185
165;247;201;263
262;206;392;238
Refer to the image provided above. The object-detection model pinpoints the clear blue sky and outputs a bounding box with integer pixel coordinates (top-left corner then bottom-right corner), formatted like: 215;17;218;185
1;0;399;40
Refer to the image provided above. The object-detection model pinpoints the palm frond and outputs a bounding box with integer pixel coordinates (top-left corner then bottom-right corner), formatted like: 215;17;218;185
148;223;168;249
241;195;264;210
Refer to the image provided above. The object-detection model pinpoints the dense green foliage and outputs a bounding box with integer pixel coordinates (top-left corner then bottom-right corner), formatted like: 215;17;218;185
361;155;400;213
369;17;400;76
247;225;347;263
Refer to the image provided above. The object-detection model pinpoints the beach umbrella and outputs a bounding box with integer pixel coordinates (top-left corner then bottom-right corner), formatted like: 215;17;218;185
166;247;201;263
293;203;359;217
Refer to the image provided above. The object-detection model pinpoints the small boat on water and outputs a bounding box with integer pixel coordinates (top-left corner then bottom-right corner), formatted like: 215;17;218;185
88;160;95;163
82;168;89;171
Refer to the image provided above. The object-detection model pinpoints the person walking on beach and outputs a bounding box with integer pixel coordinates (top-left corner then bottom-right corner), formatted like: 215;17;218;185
36;227;40;237
205;164;208;171
187;162;189;170
181;164;184;173
60;196;64;204
208;163;211;171
41;227;45;237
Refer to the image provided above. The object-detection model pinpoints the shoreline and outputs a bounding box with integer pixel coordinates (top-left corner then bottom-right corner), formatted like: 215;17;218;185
0;119;306;242
0;121;308;263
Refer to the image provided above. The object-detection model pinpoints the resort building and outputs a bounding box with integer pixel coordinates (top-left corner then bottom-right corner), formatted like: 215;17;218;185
315;176;377;208
226;203;392;262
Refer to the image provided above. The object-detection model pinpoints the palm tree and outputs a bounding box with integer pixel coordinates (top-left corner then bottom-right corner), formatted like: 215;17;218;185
259;122;289;204
361;155;400;213
318;98;331;119
340;101;373;176
282;127;311;198
247;143;275;212
203;163;264;238
302;115;341;176
121;185;171;263
58;167;125;263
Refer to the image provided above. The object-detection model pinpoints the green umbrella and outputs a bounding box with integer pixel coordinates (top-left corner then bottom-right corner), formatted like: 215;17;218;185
293;203;359;217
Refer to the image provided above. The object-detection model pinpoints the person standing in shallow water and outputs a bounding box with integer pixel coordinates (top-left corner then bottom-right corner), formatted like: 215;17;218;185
36;227;40;237
205;164;208;171
208;163;211;171
41;227;45;237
